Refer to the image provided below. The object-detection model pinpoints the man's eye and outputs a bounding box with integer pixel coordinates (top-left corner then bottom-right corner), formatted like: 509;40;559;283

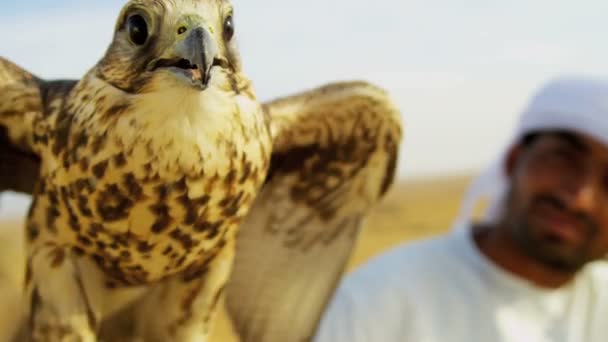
602;173;608;193
542;147;579;166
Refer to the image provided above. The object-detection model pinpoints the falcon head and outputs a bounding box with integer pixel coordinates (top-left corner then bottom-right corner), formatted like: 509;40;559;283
96;0;245;94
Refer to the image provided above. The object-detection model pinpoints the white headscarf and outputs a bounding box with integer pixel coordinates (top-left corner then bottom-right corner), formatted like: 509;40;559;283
455;76;608;226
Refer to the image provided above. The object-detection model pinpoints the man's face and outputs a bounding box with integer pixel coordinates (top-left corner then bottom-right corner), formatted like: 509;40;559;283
505;131;608;272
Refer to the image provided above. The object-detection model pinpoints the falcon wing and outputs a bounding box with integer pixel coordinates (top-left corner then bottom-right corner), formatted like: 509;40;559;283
226;81;403;342
0;57;43;194
0;57;75;194
0;133;40;194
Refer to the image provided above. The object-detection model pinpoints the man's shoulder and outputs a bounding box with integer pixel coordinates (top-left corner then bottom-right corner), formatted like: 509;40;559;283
315;229;476;342
582;262;608;287
342;229;468;293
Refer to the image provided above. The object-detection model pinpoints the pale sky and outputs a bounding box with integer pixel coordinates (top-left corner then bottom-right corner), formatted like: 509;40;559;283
1;0;608;210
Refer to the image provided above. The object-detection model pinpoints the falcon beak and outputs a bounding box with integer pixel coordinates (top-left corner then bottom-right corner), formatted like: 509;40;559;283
149;26;227;90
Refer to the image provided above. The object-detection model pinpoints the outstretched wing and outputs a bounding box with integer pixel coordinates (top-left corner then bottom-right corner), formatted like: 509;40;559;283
0;132;40;194
0;57;75;194
0;57;44;194
226;81;403;342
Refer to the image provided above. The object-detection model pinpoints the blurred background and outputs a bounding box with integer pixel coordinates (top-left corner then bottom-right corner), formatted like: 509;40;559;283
1;0;608;340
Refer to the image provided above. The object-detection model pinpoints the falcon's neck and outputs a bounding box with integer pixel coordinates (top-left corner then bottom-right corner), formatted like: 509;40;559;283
68;75;269;179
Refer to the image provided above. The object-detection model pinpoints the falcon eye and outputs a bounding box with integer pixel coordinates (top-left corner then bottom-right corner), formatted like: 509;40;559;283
223;15;234;41
127;14;149;46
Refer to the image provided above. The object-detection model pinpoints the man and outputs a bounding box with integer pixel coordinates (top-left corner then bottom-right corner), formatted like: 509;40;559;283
314;77;608;342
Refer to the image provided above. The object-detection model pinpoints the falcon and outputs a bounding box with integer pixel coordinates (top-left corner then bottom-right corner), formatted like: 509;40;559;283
0;0;402;341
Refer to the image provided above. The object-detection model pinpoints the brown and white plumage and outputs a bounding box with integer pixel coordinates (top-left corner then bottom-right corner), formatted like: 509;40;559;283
0;1;402;341
2;1;272;341
226;82;402;342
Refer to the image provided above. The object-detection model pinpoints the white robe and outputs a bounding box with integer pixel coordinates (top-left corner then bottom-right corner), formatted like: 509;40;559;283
314;225;608;342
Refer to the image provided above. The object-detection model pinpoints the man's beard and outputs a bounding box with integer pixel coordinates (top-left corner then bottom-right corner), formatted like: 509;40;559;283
507;193;598;273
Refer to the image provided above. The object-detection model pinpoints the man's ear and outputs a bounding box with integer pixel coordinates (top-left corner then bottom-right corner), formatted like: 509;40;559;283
505;143;524;178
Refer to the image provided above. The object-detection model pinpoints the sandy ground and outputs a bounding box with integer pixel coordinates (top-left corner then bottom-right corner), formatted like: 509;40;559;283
0;174;471;341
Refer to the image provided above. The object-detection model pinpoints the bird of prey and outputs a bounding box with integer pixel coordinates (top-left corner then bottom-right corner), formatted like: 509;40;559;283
0;0;402;341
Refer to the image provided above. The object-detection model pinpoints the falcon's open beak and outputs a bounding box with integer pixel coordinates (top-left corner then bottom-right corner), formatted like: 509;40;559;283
148;26;228;90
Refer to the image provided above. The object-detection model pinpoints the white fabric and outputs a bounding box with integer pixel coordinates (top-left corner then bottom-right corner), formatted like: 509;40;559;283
314;226;608;342
314;76;608;341
455;76;608;225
